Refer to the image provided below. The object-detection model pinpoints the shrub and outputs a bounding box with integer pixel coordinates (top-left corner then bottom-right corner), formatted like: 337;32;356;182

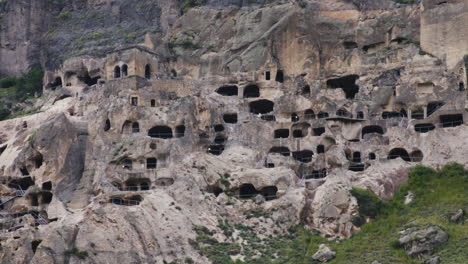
440;162;466;178
351;215;365;227
64;248;88;259
0;76;17;88
350;187;383;218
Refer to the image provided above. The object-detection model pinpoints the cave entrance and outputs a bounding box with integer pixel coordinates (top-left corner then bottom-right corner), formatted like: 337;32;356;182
352;152;361;163
317;112;329;119
34;153;43;168
31;240;42;254
336;108;352;118
214;124;224;132
132;122;140;133
459;82;465;91
317;145;325;154
42;181;52;191
121;64;128;77
20;167;29;176
269;147;290;157
40;192;53;204
260;186;278;201
274;129;289;138
176;125;185;138
387;148;410;161
313;127;325;136
440;114;463;128
243;84;260;98
291;113;299;122
348;163;365;172
292;123;310;138
207;145;224;155
326;75;360;99
356;111;364;119
427;102;444;116
151;99;156;107
410;150;423;162
239;184;258;199
362;125;384;138
146;158;157;169
382;111;405;119
114;66;121;79
8;177;34;191
216;85;238;96
145;64;151;79
249;100;274;114
411;110;424;120
214;135;226;144
148;126;173;139
292;150;313;163
123;159;132;170
131;97;138;106
104;119;111;131
302;85;311;95
414;123;435;133
265;71;270;80
304;109;315;119
275;70;284;83
223;113;238;124
369;153;376;160
50;77;62;90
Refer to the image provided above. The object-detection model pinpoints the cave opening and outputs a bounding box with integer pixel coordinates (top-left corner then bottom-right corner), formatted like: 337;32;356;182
414;123;435;133
352;152;361;163
292;150;313;163
29;194;39;206
459;82;465;91
151;99;156;107
274;129;289;139
176;125;186;138
249;100;274;114
302;85;311;95
140;182;150;191
41;192;53;204
239;184;258;199
348;163;365;172
34;153;43;169
260;186;278;201
269;146;290;156
42;181;52;191
265;71;270;80
50;77;62;90
317;145;325;154
362;125;384;138
356;111;364;119
79;72;99;87
369;153;376;160
208;185;223;197
336;108;352;118
121;64;128;77
0;145;6;157
261;115;276;121
427;102;444;116
8;177;34;191
305;109;315;119
208;145;224;155
145;64;151;79
440;114;463;128
132;122;140;133
387;148;410;161
410;150;423;162
112;181;123;191
313;127;325;136
146;158;157;169
293;130;303;138
114;66;121;78
20;167;29;176
104;119;111;131
223;113;238;124
291;113;299;122
275;70;284;83
243;84;260;98
317;112;329;119
411;110;424;120
123;159;132;170
326;75;360;99
148;126;173;139
31;240;42;254
214;135;226;144
214;124;224;132
216;85;238;96
382;111;405;119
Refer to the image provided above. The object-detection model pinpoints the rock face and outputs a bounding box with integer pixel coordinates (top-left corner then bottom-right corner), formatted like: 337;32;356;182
398;225;449;258
0;0;467;263
312;244;336;262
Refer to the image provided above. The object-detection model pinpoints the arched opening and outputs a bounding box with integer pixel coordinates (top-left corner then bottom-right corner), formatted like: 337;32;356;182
317;112;329;119
317;145;325;154
274;129;289;138
146;158;157;169
459;82;465;91
126;182;138;191
362;125;384;138
336;108;352;118
291;113;299;122
275;70;284;83
41;192;53;204
145;64;151;79
151;99;156;107
239;184;258;199
356;111;364;119
140;182;150;191
148;126;173;139
304;109;315;119
260;186;278;200
415;123;435;133
440;114;463;128
132;122;140;133
410;150;423;162
114;66;121;78
269;147;290;157
369;153;376;160
223;113;238;124
243;84;260;98
326;75;360;99
427;102;444;117
214;124;224;132
313;127;325;136
104;119;111;131
34;153;43;169
292;150;313;163
78;71;100;86
123;159;133;170
207;145;224;155
42;181;52;191
216;85;238;96
302;85;311;95
121;64;128;77
215;135;226;144
176;125;185;138
352;152;361;163
8;177;34;191
387;148;410;161
249;100;274;114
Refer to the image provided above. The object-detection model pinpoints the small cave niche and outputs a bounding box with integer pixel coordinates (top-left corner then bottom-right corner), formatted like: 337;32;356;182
207;145;224;156
8;176;34;191
146;158;157;169
440;114;463;128
265;71;271;80
459;82;465;91
238;184;258;199
269;146;290;157
79;71;100;86
223;113;238;124
216;85;238;96
42;181;52;191
348;163;365;172
292;123;310;138
369;153;376;160
125;178;151;191
387;148;410;162
410;150;423;162
154;178;174;186
352;152;361;163
131;96;138;106
148;126;173;139
326;75;360;99
151;99;156;107
382;111;405;119
261;115;276;121
176;125;186;138
260;186;278;201
123;159;133;170
291;113;299;122
214;135;226;144
145;64;151;79
140;182;150;191
114;66;121;78
40;192;53;204
34;153;43;169
313;127;325;136
149;143;157;150
104;119;111;132
317;112;329;119
243;84;260;98
29;194;39;206
292;150;313;163
249;100;274;114
427;102;444;116
411;110;424;120
31;240;42;254
356;111;364;119
343;41;358;49
336;108;352;118
302;85;311;95
207;185;223;197
274;129;289;139
121;64;128;77
317;145;325;154
110;195;142;206
125;182;138;191
304;169;327;179
49;77;62;90
304;109;315;119
214;124;224;132
415;123;435;133
132;122;140;133
362;125;384;138
265;162;275;168
275;70;284;83
20;167;30;176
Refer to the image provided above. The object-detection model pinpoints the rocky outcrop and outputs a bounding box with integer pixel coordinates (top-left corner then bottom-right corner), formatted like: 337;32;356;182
398;225;449;258
312;244;336;262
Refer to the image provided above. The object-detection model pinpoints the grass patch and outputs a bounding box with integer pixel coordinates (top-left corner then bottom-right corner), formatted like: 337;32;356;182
64;247;88;259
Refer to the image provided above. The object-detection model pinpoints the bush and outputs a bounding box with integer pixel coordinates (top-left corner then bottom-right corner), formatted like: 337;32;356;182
350;187;383;218
64;248;88;259
440;162;466;178
351;215;365;227
0;76;17;88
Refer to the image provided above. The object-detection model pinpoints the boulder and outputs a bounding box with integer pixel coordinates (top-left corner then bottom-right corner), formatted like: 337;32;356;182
424;256;440;264
371;261;382;264
398;225;448;258
449;209;463;223
312;244;336;262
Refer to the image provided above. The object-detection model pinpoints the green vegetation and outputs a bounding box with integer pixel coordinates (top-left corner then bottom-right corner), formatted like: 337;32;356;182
191;163;468;264
0;67;43;120
64;247;89;259
182;0;207;13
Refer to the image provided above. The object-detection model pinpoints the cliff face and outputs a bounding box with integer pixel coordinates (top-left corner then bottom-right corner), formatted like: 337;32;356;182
0;0;467;263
